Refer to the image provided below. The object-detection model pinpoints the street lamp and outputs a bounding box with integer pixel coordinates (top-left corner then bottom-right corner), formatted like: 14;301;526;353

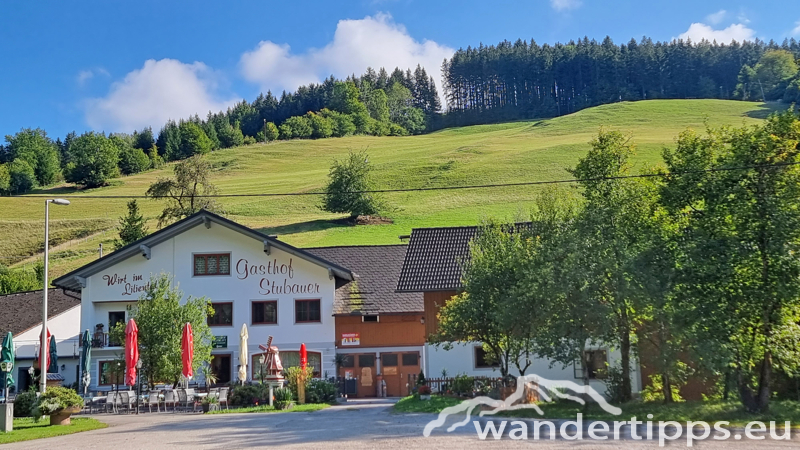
41;198;69;394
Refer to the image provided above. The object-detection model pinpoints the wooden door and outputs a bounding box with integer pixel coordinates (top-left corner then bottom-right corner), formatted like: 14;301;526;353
380;353;401;396
400;352;421;396
356;354;376;397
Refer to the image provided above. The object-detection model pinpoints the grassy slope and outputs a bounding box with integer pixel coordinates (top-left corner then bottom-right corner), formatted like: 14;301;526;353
0;100;780;280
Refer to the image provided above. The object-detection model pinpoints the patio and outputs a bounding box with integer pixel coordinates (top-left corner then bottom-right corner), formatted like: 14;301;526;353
80;386;229;414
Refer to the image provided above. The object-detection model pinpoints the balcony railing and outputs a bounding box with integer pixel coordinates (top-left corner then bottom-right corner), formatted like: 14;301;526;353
91;332;122;348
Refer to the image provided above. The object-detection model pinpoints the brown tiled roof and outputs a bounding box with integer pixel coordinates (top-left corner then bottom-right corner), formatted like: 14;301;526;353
305;245;423;315
0;288;81;337
396;223;532;292
395;226;478;293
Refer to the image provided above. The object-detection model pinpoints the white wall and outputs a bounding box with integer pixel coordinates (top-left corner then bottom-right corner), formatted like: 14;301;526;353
80;222;338;390
424;343;642;398
14;305;82;389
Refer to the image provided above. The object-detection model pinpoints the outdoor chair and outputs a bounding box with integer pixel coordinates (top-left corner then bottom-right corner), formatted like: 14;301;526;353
176;389;190;413
104;392;117;413
184;388;197;412
218;387;229;410
116;391;132;414
163;390;178;413
146;390;161;413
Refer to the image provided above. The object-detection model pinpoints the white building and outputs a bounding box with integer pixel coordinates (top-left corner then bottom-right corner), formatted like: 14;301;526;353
53;211;354;390
0;289;82;392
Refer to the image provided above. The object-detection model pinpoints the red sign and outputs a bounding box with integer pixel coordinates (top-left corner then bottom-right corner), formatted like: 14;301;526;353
341;333;360;346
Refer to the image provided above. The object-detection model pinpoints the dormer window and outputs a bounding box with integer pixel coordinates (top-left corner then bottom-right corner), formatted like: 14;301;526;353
194;253;231;276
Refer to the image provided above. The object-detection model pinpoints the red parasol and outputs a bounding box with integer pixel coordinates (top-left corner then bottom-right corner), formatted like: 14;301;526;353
124;319;139;386
181;323;194;379
300;343;307;370
38;327;51;372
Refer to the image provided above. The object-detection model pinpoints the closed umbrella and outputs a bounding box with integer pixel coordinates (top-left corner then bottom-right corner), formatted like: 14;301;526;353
48;335;58;374
181;323;193;380
124;319;139;387
1;332;14;400
238;324;248;385
80;330;91;394
38;327;50;373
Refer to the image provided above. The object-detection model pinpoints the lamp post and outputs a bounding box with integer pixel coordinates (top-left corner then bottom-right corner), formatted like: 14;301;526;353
136;359;143;415
41;198;70;394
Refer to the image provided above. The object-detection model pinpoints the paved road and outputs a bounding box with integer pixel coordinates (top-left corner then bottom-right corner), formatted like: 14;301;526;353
5;399;798;449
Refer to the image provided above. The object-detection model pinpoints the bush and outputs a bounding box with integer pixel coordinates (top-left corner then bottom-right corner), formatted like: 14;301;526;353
274;387;294;410
229;384;269;407
9;158;37;194
322;150;385;218
243;135;256;145
13;389;37;417
32;386;84;421
0;163;10;195
119;146;151;175
306;379;337;403
418;385;431;396
450;374;474;396
284;366;312;400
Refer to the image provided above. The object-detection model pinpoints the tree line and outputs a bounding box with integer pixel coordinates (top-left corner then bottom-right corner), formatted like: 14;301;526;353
441;37;800;126
434;110;800;413
0;65;440;195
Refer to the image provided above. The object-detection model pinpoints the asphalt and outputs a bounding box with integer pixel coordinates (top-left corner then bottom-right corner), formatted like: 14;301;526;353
4;399;799;449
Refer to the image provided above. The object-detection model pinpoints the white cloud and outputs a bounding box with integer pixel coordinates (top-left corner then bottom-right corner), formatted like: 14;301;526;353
677;22;756;43
239;14;454;99
792;20;800;36
84;59;238;132
550;0;581;11
76;68;109;86
705;10;727;25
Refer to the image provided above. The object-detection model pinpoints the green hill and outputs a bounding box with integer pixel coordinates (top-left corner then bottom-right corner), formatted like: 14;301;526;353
0;99;782;280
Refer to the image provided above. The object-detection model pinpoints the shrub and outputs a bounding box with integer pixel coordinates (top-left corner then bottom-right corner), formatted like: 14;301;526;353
229;384;269;407
306;379;337;403
243;135;256;145
0;163;10;195
418;385;431;396
416;370;426;386
12;389;37;417
274;387;294;410
32;386;84;421
322;150;385;218
450;374;474;396
284;366;312;399
119;146;151;175
9;158;37;194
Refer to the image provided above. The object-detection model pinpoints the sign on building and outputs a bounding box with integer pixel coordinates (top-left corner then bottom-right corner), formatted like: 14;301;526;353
341;333;360;346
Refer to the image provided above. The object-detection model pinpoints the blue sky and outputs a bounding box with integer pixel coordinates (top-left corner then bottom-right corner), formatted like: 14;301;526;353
1;0;798;139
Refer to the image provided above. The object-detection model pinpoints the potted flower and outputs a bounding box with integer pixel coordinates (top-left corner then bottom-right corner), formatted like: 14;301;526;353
418;385;432;400
33;386;85;425
201;395;220;413
273;387;294;410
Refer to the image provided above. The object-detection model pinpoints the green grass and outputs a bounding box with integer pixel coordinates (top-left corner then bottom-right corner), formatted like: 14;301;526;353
394;395;465;413
0;417;107;444
394;396;800;427
0;100;784;279
206;403;330;414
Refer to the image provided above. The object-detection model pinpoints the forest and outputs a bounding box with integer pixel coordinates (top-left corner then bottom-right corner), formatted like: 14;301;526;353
2;35;800;195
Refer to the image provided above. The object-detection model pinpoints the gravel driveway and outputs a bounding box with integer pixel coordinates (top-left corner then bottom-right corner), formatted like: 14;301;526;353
4;399;798;449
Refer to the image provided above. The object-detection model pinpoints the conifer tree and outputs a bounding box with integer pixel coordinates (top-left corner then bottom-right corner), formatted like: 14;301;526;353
114;200;149;249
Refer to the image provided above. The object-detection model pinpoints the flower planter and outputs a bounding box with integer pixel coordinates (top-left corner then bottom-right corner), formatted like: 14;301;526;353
202;403;220;413
50;405;82;426
419;394;431;400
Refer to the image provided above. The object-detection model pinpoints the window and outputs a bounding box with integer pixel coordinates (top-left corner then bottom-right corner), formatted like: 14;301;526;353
99;360;124;385
193;253;231;276
402;353;419;366
108;311;126;347
210;354;231;384
295;299;321;323
382;353;398;367
340;354;354;368
362;315;379;322
251;301;278;325
474;346;499;369
358;354;375;368
208;303;233;326
574;350;608;380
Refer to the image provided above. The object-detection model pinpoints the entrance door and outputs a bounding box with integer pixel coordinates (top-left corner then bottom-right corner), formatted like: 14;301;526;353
210;354;232;385
380;352;421;397
356;354;376;397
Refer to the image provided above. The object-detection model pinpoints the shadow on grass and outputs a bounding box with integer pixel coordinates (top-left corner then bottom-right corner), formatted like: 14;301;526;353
744;101;789;119
256;219;352;237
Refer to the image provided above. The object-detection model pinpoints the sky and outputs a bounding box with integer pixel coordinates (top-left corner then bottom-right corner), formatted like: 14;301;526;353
1;0;799;139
